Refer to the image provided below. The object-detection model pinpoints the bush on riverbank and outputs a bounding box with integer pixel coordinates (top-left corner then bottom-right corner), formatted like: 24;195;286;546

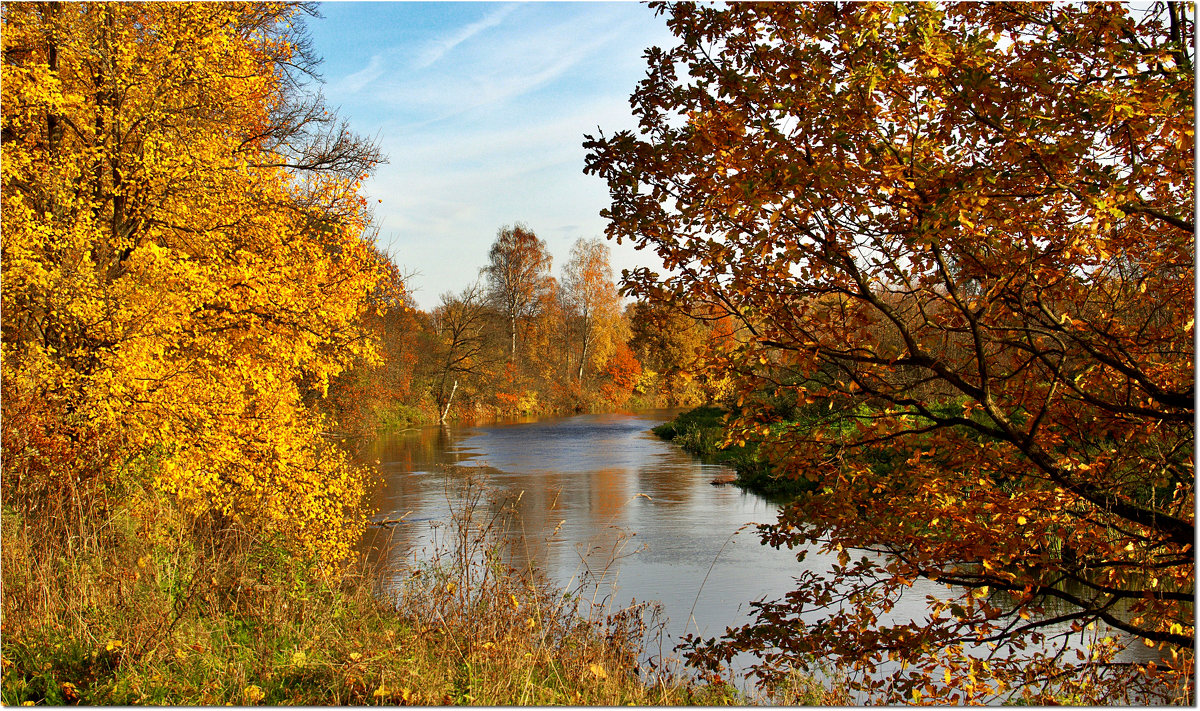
653;399;1000;500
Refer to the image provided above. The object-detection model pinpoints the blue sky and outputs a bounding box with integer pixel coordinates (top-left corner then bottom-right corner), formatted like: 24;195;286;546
305;2;677;310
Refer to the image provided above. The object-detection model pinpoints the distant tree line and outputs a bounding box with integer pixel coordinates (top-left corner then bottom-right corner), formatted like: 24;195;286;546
326;223;734;430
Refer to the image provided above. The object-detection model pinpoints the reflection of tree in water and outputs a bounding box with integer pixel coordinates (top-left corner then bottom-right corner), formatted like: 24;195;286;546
634;459;698;509
487;477;564;575
575;468;645;598
485;466;651;611
357;422;493;594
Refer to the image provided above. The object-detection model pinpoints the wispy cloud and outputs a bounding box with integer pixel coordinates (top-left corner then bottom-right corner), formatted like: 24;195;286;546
306;2;678;308
415;4;517;70
391;22;634;131
336;52;388;95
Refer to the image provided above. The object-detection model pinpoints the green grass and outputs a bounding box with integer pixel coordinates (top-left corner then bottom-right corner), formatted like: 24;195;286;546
653;406;815;499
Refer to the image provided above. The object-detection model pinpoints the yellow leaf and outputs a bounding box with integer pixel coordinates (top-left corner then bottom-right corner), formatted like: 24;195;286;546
243;685;265;704
589;663;608;679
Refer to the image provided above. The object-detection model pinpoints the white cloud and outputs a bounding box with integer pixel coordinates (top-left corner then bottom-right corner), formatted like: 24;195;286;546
335;52;388;95
355;8;646;126
414;4;518;70
309;3;679;309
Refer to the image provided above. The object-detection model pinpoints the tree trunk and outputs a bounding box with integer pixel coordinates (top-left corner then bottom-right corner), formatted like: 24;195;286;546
509;314;517;363
577;339;588;383
439;379;458;424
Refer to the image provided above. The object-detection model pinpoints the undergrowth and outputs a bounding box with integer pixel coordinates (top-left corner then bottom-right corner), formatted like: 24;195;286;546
0;466;846;705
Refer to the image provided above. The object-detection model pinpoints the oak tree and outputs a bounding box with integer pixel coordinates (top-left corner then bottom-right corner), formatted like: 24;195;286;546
586;1;1193;703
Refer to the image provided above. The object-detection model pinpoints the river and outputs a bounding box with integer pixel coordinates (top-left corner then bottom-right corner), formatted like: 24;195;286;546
357;409;1163;699
359;411;804;672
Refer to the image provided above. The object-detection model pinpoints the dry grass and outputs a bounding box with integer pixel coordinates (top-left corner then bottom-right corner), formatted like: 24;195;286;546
1;469;754;705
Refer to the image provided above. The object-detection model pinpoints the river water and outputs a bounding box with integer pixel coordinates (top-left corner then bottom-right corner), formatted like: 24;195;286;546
359;411;804;669
358;409;1162;698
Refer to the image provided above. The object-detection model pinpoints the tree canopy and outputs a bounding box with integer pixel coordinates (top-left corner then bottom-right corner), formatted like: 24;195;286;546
2;2;392;561
561;238;627;383
586;1;1193;703
483;223;555;363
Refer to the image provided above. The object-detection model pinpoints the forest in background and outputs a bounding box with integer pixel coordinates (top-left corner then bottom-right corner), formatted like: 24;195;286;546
325;223;735;432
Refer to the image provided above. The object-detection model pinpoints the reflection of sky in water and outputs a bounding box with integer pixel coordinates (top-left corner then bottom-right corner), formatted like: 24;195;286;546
358;411;1163;699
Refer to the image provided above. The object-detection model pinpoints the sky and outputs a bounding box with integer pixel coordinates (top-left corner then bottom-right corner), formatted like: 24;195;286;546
304;2;679;310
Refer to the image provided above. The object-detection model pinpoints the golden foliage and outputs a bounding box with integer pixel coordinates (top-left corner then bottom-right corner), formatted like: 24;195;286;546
2;3;391;560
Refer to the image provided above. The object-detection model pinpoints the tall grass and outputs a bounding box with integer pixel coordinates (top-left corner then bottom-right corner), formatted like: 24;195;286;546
5;463;844;705
364;472;687;705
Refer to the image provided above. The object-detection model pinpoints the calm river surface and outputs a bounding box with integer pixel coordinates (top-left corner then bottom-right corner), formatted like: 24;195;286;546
358;409;1159;695
360;411;806;673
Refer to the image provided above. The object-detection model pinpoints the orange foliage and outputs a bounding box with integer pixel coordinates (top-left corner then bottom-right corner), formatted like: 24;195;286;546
587;1;1193;702
598;343;642;407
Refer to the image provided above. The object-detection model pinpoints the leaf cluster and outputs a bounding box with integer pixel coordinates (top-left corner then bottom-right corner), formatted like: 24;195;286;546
586;1;1194;702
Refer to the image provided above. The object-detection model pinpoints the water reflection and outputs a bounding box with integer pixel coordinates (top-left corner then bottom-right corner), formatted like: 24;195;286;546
359;412;794;651
358;411;1164;698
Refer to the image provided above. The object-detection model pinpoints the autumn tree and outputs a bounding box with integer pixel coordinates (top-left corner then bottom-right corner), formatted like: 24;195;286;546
2;2;390;561
597;341;642;409
483;223;554;364
324;248;420;433
560;238;628;385
430;282;498;423
627;298;720;407
586;1;1193;703
520;275;572;407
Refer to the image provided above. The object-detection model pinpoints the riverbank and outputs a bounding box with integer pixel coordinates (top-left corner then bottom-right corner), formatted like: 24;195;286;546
652;406;816;500
0;479;842;706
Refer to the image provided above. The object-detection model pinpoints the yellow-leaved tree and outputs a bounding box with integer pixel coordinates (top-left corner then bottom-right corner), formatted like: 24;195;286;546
2;2;394;562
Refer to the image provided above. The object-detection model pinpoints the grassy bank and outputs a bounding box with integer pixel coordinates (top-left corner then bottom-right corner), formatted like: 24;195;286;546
0;485;674;705
652;407;815;500
0;472;842;706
